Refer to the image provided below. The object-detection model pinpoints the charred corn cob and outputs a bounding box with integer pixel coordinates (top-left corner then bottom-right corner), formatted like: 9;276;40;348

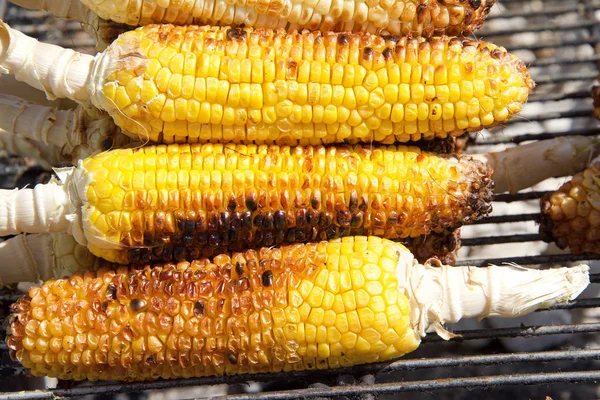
11;0;495;38
0;229;460;285
540;160;600;254
7;236;589;381
0;143;493;264
0;22;533;145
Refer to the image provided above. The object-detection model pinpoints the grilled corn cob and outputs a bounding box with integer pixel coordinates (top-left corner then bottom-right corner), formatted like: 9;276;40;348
0;229;460;285
10;0;495;37
0;22;533;145
0;143;493;264
7;236;589;381
540;160;600;254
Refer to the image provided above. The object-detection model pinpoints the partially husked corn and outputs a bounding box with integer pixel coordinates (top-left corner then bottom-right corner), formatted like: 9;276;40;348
95;25;533;145
540;161;600;254
79;143;493;264
7;237;420;381
79;0;495;37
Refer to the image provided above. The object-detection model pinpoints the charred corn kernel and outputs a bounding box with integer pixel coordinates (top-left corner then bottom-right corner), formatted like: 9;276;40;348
540;161;600;254
8;237;420;381
94;26;532;145
80;0;494;37
71;143;492;264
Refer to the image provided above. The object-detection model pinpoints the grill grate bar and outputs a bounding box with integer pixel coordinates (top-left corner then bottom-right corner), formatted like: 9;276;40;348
543;297;600;310
472;213;539;224
499;38;598;52
473;128;600;146
528;55;600;67
525;71;597;85
494;191;550;202
423;323;600;343
5;370;600;400
2;350;600;399
528;89;592;103
486;3;600;19
461;233;541;246
477;19;598;36
457;253;600;266
505;108;594;125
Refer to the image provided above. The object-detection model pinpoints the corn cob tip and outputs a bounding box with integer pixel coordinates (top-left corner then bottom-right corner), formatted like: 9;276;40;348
401;229;461;265
539;160;600;253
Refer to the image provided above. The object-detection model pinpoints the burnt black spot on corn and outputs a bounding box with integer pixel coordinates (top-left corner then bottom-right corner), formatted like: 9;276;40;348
81;143;493;264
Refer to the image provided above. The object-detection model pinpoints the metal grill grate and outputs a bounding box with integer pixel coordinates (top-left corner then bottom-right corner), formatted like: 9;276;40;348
2;0;600;398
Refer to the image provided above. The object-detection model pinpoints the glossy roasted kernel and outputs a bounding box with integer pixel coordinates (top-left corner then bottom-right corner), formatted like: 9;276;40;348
7;237;420;381
540;161;600;254
98;26;532;145
81;143;493;264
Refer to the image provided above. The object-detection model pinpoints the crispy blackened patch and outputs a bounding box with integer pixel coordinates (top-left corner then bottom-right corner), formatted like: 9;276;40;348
337;34;349;45
416;4;428;23
194;300;205;316
262;270;273;287
130;298;147;312
106;283;117;300
469;0;482;8
227;28;247;41
363;47;373;60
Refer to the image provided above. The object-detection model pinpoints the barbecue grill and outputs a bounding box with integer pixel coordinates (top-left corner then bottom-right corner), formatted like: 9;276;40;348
1;0;600;398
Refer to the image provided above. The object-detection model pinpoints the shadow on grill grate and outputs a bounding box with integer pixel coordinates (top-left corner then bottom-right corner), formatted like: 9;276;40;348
1;0;600;398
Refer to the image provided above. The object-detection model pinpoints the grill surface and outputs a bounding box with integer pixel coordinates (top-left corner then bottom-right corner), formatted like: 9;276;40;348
1;0;600;398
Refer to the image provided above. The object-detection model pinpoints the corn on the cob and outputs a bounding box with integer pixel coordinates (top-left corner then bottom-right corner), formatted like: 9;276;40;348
0;143;493;264
0;229;460;285
6;236;589;381
10;0;495;38
540;160;600;254
0;22;533;145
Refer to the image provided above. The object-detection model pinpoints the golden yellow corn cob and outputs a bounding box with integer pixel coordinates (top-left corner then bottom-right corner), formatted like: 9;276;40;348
7;236;590;382
76;0;495;36
94;25;532;145
540;161;600;254
78;143;493;264
7;237;419;380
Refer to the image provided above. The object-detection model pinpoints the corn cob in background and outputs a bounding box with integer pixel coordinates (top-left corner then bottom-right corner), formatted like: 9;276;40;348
9;0;496;39
0;22;534;145
0;143;494;264
540;159;600;254
6;236;589;381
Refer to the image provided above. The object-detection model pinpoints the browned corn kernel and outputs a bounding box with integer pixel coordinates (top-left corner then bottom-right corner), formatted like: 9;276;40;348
80;0;495;38
7;237;420;381
81;143;493;264
96;25;533;145
540;161;600;253
399;229;461;265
